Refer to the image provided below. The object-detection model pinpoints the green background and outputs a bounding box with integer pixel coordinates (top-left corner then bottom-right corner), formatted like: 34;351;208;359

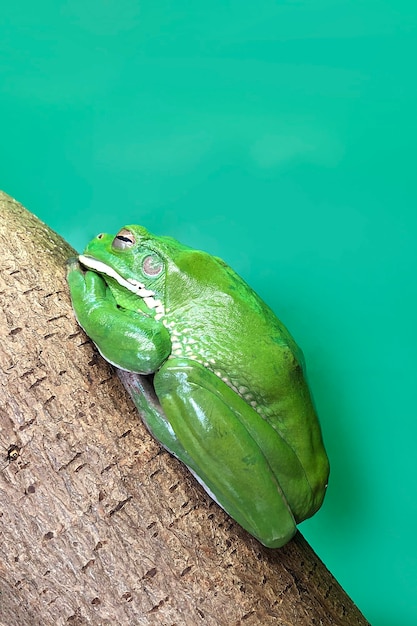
1;2;416;624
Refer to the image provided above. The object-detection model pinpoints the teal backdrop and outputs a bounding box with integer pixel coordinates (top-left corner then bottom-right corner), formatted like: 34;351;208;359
1;2;416;624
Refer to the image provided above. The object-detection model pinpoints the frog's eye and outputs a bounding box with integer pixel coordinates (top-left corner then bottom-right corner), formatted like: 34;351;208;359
142;254;164;277
112;229;136;250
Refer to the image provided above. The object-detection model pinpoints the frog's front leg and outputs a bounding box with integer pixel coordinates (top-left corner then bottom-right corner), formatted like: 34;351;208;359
66;259;171;373
152;357;302;549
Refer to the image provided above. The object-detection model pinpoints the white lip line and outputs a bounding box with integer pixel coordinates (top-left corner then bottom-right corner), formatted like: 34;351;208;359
78;254;165;316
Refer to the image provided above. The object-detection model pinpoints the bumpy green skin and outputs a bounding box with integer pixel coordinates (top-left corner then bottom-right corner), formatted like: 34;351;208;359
67;225;329;548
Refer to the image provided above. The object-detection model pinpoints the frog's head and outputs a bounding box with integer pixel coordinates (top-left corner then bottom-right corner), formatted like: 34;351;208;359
78;224;216;319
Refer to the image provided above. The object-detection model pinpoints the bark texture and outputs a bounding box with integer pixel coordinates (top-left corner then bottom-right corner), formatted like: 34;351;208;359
0;190;370;626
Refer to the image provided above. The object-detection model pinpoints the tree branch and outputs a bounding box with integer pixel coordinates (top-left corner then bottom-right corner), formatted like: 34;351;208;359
0;190;369;625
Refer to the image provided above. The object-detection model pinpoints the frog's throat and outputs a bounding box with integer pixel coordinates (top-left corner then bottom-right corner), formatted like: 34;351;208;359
78;254;165;319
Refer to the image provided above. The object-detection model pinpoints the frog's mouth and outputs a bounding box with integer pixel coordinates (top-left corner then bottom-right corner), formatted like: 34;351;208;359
79;254;165;317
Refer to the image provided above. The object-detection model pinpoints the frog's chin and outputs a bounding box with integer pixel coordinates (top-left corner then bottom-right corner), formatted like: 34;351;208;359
78;254;165;317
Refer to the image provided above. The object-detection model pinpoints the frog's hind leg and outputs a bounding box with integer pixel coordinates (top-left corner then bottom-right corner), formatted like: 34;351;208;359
116;369;196;468
152;357;297;548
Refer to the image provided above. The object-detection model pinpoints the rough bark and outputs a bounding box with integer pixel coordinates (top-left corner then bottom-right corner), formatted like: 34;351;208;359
0;190;369;626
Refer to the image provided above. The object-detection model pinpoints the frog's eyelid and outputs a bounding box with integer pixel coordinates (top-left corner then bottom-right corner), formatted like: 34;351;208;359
112;229;136;249
117;235;132;242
